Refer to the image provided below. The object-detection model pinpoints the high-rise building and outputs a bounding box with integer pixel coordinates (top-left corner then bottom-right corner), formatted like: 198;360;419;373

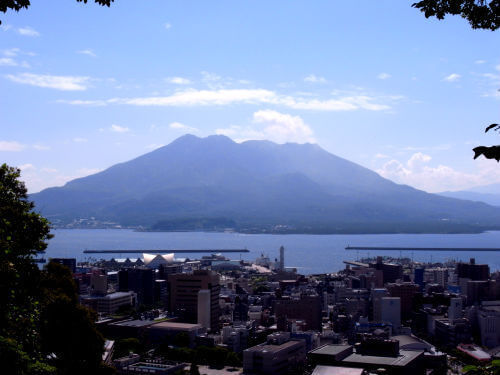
414;268;424;288
369;257;402;284
387;282;420;319
279;246;285;271
168;270;221;331
118;268;155;305
275;295;322;331
90;271;108;296
370;288;389;322
432;268;449;287
380;297;401;333
154;279;168;308
197;289;211;329
456;258;489;281
448;297;463;322
243;332;306;375
478;302;500;348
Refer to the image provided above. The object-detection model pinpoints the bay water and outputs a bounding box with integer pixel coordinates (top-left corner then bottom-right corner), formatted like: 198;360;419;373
44;229;500;275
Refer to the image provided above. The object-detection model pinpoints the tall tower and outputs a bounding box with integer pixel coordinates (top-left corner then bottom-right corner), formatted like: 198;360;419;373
279;246;285;271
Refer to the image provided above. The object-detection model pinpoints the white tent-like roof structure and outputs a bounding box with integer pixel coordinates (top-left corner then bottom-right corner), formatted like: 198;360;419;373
143;253;175;268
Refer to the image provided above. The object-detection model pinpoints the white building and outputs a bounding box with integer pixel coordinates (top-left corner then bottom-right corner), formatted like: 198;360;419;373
380;297;401;333
448;297;463;322
478;301;500;348
197;289;211;330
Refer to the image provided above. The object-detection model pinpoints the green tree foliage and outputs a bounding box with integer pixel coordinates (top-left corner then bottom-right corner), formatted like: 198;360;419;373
39;261;105;375
412;0;500;31
114;338;144;358
0;336;55;375
473;124;500;162
463;359;500;374
412;3;500;161
0;164;51;353
0;0;114;24
0;164;108;375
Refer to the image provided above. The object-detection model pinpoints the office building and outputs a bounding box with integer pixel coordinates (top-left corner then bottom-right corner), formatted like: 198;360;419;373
147;321;206;347
478;302;500;348
387;283;419;319
380;297;401;333
243;332;306;375
168;270;221;331
81;291;136;314
90;271;108;296
118;268;155;305
369;257;402;284
275;295;322;331
456;258;489;281
448;297;463;321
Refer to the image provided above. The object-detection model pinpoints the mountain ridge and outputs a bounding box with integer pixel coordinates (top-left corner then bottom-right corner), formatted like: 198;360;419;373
31;134;500;233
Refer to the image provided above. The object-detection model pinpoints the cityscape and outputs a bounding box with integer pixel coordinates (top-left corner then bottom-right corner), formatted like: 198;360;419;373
44;246;500;375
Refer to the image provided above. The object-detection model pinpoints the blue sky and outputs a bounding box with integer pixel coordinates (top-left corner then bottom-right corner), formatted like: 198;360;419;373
1;0;499;193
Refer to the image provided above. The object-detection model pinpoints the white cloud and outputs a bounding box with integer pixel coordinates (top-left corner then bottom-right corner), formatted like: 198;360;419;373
0;57;30;68
0;48;31;67
377;73;391;80
252;110;315;143
0;57;17;66
77;49;96;57
0;140;25;151
443;73;461;82
216;110;315;144
33;144;50;151
377;152;500;192
304;74;326;83
201;71;221;82
169;122;199;132
3;48;20;57
18;163;35;171
57;99;106;106
73;137;88;143
93;89;392;111
41;167;57;173
110;124;130;133
6;73;91;91
110;89;276;106
166;76;192;85
475;60;486;64
374;153;389;159
164;23;172;29
17;26;40;37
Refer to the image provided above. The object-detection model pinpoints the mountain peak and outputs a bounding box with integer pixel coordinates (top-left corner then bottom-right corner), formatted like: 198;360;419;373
31;134;500;233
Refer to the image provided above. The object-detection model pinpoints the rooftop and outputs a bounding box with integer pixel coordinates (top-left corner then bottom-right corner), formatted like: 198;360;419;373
342;349;423;367
312;366;364;375
309;345;353;356
112;319;158;328
150;321;203;330
246;340;303;354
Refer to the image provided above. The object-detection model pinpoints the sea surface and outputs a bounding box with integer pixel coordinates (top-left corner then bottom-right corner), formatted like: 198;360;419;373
43;229;500;275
